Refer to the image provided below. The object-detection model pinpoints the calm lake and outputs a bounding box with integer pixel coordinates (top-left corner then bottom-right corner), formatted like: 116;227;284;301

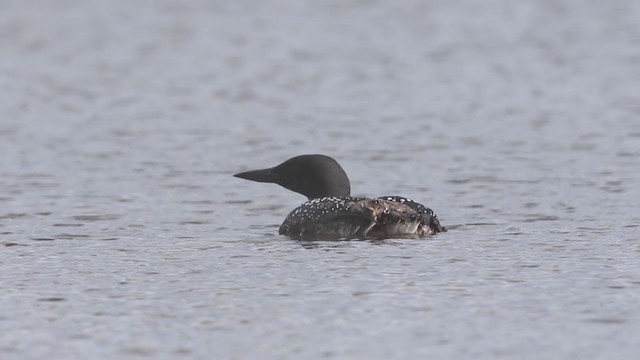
1;0;639;359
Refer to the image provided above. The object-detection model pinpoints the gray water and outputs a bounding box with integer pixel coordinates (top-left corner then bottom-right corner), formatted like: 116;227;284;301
2;0;640;359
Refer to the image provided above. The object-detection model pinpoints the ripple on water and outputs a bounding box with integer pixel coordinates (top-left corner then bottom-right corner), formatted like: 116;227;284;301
71;214;121;221
0;213;28;219
37;297;66;302
519;214;560;222
54;234;91;240
178;220;211;225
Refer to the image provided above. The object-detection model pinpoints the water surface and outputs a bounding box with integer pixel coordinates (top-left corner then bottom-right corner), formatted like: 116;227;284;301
1;0;639;359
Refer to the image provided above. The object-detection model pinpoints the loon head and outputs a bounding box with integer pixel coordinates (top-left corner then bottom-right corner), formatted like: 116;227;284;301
234;154;351;200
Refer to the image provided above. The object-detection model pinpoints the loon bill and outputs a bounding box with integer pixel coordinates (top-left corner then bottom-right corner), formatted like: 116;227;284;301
234;154;445;240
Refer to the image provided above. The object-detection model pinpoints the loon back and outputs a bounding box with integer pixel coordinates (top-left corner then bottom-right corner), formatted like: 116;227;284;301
278;196;445;240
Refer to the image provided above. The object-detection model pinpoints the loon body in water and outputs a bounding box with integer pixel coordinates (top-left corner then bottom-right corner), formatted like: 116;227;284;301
234;154;445;240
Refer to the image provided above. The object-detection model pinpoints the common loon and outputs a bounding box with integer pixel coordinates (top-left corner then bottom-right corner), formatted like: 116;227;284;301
234;154;445;240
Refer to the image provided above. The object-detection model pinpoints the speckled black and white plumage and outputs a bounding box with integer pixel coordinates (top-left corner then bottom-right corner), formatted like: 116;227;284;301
278;197;372;240
375;196;445;236
234;154;446;241
279;196;445;240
